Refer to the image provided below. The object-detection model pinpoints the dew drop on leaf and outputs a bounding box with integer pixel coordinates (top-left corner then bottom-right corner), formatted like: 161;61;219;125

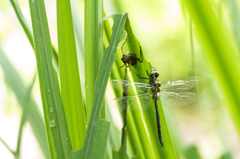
49;107;54;113
50;120;56;127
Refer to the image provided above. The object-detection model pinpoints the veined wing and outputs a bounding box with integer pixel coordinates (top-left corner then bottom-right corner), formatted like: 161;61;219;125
111;79;152;95
111;93;154;111
160;91;197;107
111;91;198;110
161;76;201;92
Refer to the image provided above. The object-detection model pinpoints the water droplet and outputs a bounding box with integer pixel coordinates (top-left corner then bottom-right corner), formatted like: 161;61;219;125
32;0;34;2
61;117;64;120
55;154;57;158
48;89;50;92
49;107;54;113
50;120;56;127
66;138;68;141
117;47;119;49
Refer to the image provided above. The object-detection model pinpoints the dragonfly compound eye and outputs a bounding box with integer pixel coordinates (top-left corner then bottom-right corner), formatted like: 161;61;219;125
149;71;159;78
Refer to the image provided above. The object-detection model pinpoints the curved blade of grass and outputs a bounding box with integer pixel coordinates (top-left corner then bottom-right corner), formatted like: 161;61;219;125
112;129;128;159
182;0;240;136
115;17;175;158
227;0;240;54
15;71;37;158
9;0;58;63
123;21;154;159
103;13;136;157
9;0;34;47
57;0;86;150
29;0;72;158
107;17;155;158
70;13;128;159
0;46;50;158
85;0;103;122
131;148;138;159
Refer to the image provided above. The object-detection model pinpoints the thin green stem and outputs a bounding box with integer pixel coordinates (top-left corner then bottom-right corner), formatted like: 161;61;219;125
189;18;195;76
0;138;15;156
15;71;37;157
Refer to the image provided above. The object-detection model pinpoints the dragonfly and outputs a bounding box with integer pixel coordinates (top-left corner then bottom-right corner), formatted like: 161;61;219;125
112;67;200;147
118;39;144;145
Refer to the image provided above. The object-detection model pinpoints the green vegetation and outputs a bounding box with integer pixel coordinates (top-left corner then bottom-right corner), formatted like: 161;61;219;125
0;0;239;158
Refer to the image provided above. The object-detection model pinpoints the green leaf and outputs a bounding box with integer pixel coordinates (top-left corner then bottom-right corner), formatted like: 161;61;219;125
70;13;128;159
220;152;232;159
185;146;201;159
85;0;104;122
9;0;58;63
0;46;50;158
9;0;34;48
112;129;128;159
0;138;14;156
29;0;72;158
111;17;176;158
104;14;136;157
227;0;240;54
182;0;240;136
57;0;86;150
15;71;37;158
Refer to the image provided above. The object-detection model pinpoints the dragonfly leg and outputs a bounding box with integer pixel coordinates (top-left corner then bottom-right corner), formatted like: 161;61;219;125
119;64;126;68
131;69;149;80
139;46;143;62
121;39;127;54
144;85;150;93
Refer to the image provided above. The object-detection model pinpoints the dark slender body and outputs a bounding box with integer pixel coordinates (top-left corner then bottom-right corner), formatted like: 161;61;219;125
132;68;164;147
120;40;143;145
121;67;128;145
154;100;164;147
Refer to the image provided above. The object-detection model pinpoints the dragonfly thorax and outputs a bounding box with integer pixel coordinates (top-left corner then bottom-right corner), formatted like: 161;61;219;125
121;53;140;67
150;77;161;101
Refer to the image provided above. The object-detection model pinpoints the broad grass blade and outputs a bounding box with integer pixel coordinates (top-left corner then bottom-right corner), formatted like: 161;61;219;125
70;13;128;159
57;0;86;150
29;0;72;158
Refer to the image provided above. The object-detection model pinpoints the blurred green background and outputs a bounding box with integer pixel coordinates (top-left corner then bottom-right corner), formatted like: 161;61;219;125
0;0;240;158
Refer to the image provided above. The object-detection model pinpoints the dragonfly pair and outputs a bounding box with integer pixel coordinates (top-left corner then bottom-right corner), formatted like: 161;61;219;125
113;40;200;147
112;66;200;147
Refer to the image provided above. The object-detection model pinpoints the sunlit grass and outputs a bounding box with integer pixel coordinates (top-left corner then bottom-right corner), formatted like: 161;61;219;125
0;0;240;158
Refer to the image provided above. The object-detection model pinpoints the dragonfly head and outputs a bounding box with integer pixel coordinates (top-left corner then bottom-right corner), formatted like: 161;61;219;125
149;70;159;79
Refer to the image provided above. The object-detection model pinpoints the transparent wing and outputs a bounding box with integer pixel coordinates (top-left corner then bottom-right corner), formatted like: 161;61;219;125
110;91;198;110
160;91;197;107
111;79;152;95
161;76;201;92
111;93;154;111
